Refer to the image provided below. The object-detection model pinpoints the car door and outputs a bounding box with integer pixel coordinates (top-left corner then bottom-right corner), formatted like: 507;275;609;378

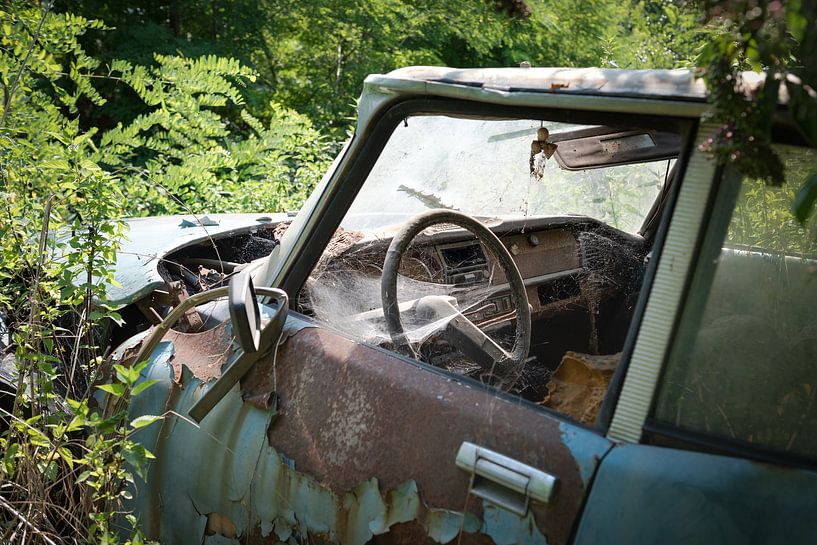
574;126;817;544
124;293;611;545
263;319;610;545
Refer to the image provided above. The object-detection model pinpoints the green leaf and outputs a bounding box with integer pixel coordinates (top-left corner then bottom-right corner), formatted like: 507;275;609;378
131;379;158;397
121;443;155;480
794;173;817;224
114;363;140;386
40;159;71;171
787;9;808;42
95;411;127;434
96;383;126;397
66;414;87;432
79;159;101;172
65;397;86;413
129;414;162;429
57;446;75;470
3;443;19;477
25;415;43;426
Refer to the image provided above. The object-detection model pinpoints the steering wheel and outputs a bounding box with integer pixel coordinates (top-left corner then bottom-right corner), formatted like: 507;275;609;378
381;209;532;381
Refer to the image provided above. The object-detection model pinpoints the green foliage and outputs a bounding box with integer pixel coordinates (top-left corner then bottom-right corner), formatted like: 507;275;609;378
61;0;706;136
610;0;708;68
729;146;817;255
0;3;155;543
0;356;161;544
99;55;329;216
0;1;329;540
695;0;817;220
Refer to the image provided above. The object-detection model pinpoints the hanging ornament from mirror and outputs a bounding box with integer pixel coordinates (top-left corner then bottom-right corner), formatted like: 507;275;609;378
529;126;558;180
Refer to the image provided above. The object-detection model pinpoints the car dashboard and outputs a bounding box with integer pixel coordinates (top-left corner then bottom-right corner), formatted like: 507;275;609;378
299;216;648;383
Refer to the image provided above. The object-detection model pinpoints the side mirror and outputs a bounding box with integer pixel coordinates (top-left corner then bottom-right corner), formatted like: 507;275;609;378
229;270;261;353
188;272;289;423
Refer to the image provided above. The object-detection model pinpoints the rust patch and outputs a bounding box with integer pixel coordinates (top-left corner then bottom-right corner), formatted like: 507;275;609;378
241;343;281;410
205;512;237;538
267;327;589;545
97;339;143;387
164;322;232;382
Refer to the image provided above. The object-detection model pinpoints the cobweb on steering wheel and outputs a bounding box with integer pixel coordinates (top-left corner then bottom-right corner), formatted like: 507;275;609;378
299;223;532;394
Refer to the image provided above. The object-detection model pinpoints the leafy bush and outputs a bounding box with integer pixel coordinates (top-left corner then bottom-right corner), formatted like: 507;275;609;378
0;2;330;542
100;55;330;216
695;1;817;221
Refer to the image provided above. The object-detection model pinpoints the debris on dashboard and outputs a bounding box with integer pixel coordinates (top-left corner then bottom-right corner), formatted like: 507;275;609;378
117;223;284;343
312;226;364;277
196;266;224;291
273;220;290;239
179;215;220;228
542;351;620;425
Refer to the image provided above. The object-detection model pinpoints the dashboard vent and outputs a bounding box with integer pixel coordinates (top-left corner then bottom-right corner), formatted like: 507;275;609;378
437;242;488;285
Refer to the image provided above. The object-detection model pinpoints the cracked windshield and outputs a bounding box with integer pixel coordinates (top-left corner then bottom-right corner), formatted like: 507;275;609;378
343;116;670;233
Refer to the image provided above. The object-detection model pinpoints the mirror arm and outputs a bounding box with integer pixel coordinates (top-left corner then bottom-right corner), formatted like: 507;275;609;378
188;286;287;423
128;278;288;424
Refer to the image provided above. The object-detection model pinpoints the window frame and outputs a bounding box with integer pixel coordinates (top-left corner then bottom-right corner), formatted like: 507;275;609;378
274;95;696;435
644;123;817;470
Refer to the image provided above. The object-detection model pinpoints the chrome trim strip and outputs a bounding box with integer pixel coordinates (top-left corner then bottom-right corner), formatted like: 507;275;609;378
607;123;719;443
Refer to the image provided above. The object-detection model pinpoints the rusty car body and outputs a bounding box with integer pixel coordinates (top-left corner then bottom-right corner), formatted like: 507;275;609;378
103;67;817;545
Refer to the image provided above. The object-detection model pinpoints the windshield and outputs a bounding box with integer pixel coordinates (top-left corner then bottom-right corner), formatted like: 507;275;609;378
342;116;672;233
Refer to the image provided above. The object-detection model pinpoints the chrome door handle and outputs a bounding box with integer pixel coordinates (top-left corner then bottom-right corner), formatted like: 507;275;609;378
455;441;557;516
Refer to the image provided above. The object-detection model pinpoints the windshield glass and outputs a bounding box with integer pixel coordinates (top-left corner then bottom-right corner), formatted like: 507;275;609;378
342;116;671;233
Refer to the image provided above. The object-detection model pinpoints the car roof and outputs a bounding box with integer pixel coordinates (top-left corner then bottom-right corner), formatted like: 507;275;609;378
374;66;716;101
356;67;775;130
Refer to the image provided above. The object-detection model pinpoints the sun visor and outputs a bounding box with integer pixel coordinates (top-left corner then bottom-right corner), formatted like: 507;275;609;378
549;126;681;170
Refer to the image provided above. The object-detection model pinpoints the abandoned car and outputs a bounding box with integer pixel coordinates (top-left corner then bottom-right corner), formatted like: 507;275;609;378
96;67;817;544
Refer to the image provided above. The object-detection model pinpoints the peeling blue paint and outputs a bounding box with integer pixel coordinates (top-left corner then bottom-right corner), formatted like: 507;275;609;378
124;339;500;545
482;503;548;545
426;510;481;543
558;422;611;487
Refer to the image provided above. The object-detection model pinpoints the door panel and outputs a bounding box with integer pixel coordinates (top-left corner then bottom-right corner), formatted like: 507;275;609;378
573;444;817;545
126;313;611;545
263;319;612;544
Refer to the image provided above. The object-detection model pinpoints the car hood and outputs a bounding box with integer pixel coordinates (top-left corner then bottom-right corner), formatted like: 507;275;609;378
107;213;288;308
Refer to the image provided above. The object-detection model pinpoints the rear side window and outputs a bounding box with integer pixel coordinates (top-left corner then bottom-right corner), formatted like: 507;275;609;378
654;143;817;460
